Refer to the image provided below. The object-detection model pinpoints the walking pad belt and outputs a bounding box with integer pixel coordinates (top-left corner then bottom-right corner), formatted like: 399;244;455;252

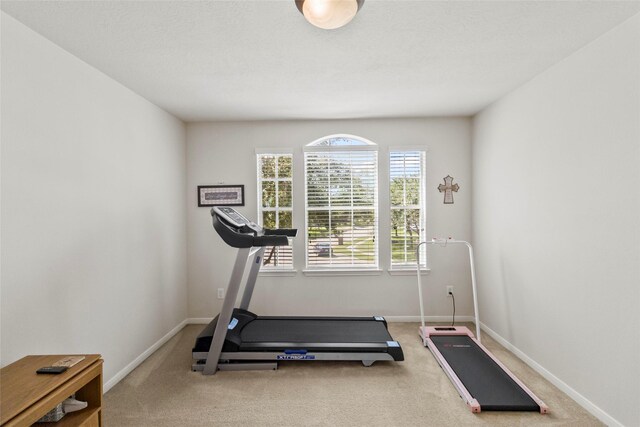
430;335;540;411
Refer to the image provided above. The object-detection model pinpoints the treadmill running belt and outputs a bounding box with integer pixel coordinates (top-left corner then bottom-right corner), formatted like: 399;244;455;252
241;319;393;343
430;335;539;411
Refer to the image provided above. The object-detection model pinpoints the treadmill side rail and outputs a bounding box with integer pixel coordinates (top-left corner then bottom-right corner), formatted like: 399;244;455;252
193;362;277;372
218;351;397;362
193;351;397;373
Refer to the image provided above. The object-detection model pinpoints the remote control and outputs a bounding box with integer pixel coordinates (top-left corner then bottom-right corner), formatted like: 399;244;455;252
36;366;68;374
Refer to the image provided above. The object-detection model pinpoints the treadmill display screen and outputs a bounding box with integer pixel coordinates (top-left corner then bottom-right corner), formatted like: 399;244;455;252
214;207;250;227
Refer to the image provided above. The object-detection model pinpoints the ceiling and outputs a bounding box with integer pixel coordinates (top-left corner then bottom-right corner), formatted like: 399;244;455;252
2;1;639;122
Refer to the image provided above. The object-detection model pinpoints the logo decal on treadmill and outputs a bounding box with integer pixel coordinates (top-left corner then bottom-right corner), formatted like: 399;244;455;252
277;354;316;360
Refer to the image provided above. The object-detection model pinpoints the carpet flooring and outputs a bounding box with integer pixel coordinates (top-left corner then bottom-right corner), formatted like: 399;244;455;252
104;323;603;426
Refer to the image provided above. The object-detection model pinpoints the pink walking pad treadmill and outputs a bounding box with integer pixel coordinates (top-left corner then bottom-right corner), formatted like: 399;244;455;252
416;239;549;414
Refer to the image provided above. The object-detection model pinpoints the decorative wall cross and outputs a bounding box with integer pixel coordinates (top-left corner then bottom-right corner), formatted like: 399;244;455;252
438;175;459;204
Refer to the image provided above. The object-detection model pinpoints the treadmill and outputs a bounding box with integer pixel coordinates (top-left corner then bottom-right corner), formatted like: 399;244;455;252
192;207;404;375
416;239;549;413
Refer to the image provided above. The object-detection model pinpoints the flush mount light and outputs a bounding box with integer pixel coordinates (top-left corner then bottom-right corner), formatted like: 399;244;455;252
295;0;365;30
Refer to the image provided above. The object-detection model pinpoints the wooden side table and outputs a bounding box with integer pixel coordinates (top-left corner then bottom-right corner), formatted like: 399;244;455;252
1;354;103;427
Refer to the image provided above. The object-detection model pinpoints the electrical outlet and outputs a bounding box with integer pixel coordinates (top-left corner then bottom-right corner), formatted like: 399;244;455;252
446;286;454;297
217;288;225;299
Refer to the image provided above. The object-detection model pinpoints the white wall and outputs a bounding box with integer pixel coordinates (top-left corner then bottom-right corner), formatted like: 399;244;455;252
187;118;472;320
472;13;639;427
0;12;188;384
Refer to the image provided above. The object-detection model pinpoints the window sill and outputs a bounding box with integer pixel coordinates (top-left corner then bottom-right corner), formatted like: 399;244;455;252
387;268;431;276
258;269;298;277
302;268;383;277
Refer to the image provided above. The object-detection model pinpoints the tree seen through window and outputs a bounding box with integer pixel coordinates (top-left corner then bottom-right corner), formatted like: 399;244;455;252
258;154;293;268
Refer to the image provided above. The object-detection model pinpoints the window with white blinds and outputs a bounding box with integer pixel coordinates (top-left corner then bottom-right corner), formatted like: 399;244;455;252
304;136;378;269
390;150;426;267
257;153;293;269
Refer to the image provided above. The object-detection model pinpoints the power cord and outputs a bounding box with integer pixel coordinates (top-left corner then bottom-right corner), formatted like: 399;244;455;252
450;291;456;326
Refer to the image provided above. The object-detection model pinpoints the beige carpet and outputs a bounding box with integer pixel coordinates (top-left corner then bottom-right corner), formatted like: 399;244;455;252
104;323;603;426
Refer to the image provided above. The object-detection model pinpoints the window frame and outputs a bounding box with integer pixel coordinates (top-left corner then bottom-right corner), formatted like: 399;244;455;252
303;135;380;271
388;148;428;271
256;151;294;271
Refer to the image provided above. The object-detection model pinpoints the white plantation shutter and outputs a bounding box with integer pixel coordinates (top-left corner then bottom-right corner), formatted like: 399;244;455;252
305;142;378;269
390;150;426;267
257;153;293;269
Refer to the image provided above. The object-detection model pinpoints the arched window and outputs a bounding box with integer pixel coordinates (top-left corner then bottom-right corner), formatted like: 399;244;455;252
307;135;375;147
304;135;378;269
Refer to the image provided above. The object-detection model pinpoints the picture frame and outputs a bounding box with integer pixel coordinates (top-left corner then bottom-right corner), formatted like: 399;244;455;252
197;185;245;207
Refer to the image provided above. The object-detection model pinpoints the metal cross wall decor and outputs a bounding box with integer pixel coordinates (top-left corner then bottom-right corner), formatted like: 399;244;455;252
438;175;459;204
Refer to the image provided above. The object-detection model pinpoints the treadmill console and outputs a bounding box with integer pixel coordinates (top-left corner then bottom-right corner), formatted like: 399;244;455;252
213;207;262;234
213;207;250;228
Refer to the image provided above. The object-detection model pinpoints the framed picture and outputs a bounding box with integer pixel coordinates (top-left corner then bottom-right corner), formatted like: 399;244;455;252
198;185;245;207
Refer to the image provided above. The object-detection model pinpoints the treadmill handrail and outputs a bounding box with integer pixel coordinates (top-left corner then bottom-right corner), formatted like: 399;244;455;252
264;228;298;237
416;239;481;342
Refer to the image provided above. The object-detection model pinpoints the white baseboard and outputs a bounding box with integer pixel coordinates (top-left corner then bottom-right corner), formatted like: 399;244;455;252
384;315;475;323
104;319;188;393
479;322;621;427
187;317;214;324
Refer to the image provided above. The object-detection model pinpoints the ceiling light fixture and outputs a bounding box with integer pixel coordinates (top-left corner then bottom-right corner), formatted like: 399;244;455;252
295;0;365;30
